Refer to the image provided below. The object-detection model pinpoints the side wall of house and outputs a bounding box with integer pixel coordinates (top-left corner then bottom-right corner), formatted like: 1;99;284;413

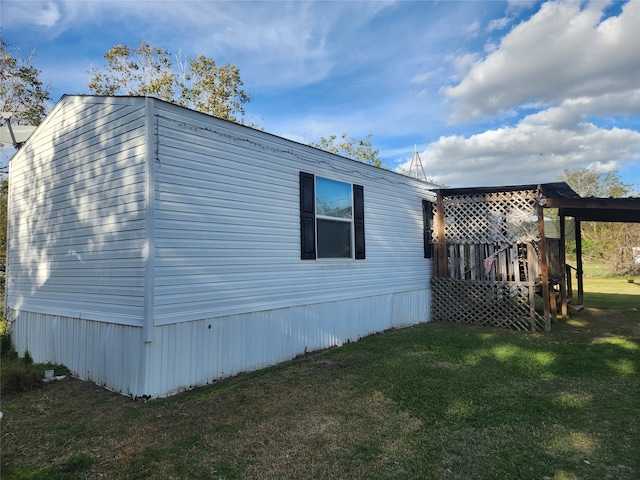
152;101;433;324
7;97;149;392
144;101;434;397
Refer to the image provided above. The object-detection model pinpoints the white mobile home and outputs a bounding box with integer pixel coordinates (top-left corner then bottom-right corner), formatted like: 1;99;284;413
6;95;435;398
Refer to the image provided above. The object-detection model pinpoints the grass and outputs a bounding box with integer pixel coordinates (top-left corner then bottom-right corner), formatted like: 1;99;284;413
1;278;638;479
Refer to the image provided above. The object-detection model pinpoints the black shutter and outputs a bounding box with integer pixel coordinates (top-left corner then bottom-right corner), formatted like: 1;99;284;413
300;172;316;260
353;184;365;260
422;200;433;258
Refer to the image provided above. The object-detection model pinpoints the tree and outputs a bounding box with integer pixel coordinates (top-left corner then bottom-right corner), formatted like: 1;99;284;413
559;168;640;276
87;41;250;122
558;168;632;198
310;133;384;168
0;37;51;128
1;38;51;267
178;55;250;121
88;42;176;101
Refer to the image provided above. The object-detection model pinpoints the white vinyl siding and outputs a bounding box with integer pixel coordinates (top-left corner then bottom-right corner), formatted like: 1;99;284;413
6;98;148;325
151;102;432;325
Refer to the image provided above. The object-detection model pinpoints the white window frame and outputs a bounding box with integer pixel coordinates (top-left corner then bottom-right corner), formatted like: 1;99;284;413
315;176;354;260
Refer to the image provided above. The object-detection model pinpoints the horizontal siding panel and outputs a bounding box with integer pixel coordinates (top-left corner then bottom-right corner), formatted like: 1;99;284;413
12;107;146;174
153;280;424;309
11;274;145;290
10;102;137;172
15;227;145;250
12;291;143;309
9;268;145;280
11;167;146;210
11;129;146;188
156;140;293;187
154;209;293;229
10;211;146;239
11;191;146;224
11;164;146;216
10;247;146;264
154;198;295;223
10;298;144;322
10;221;146;245
155;225;295;241
7;98;148;324
155;182;295;213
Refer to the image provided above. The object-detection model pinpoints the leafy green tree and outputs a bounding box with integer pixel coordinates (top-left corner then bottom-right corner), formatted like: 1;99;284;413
88;41;250;122
0;38;51;267
558;168;632;198
178;55;250;121
88;42;176;101
0;37;51;129
559;168;640;276
311;133;384;168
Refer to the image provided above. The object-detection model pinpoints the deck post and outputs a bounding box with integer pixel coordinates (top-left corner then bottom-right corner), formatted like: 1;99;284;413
559;209;568;320
575;219;584;305
436;190;447;278
537;191;551;332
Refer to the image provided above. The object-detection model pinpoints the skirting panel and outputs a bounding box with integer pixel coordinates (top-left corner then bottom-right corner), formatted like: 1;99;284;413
8;289;430;398
431;278;544;331
7;308;145;396
143;289;430;398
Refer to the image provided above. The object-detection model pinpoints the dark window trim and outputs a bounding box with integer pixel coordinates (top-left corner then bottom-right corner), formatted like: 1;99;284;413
300;172;365;260
423;199;434;259
300;172;316;259
353;184;365;260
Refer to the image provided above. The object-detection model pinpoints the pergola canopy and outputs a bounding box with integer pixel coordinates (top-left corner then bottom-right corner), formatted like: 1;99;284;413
440;182;640;223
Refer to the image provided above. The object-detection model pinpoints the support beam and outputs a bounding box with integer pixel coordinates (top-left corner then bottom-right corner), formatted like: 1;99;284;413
537;197;551;332
436;190;447;278
559;209;568;321
575;219;584;306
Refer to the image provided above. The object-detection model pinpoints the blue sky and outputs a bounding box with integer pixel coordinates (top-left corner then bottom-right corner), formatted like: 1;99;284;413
2;0;639;190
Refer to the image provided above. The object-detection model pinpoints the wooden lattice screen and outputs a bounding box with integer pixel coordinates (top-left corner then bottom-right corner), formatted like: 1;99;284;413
431;189;548;331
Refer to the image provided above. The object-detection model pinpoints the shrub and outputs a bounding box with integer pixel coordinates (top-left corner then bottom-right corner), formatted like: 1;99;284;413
0;315;16;359
22;349;33;365
1;363;43;394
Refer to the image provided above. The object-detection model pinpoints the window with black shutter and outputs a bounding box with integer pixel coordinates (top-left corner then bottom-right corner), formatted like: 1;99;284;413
300;172;365;260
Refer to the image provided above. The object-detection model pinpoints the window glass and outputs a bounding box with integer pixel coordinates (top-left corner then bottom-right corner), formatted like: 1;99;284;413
316;177;352;219
317;219;352;258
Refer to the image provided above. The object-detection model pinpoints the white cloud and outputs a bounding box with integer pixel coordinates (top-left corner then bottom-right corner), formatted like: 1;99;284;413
445;0;640;122
411;72;433;84
2;1;59;28
34;1;61;27
487;16;511;32
397;110;640;187
465;20;481;37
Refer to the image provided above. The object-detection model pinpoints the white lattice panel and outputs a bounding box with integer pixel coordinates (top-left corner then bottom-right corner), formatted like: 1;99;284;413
431;278;544;332
435;190;541;244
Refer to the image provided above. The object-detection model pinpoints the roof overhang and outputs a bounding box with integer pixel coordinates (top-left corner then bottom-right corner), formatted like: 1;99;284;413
436;182;640;224
545;197;640;223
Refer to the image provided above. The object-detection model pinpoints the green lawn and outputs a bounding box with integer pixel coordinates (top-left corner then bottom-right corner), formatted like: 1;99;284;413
1;278;638;479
